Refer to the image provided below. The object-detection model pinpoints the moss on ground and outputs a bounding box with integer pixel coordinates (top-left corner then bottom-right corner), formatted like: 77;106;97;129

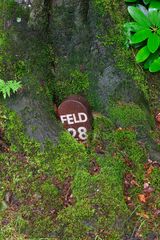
0;104;127;239
108;102;148;128
1;101;160;239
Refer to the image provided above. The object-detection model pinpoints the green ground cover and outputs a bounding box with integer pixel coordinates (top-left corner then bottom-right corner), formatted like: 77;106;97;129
0;1;160;239
1;102;160;239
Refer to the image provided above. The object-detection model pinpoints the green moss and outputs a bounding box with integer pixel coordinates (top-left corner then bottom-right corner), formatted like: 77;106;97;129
0;105;128;239
1;1;160;239
108;103;148;128
28;216;54;238
110;129;146;180
0;0;57;120
2;99;160;239
57;200;94;240
91;155;129;221
150;167;160;194
92;115;114;146
44;132;88;181
53;68;90;103
4;109;41;155
0;104;6;128
0;1;29;83
40;180;59;199
72;170;91;201
138;165;160;237
93;0;108;17
0;225;27;240
93;0;149;101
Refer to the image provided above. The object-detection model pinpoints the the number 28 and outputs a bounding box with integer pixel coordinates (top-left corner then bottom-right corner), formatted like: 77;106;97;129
68;127;87;140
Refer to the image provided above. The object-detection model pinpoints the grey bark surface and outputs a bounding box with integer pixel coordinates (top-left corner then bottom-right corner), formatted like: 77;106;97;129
7;94;60;145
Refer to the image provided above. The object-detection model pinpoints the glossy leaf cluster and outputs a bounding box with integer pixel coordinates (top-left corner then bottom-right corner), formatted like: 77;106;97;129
125;0;160;9
125;1;160;72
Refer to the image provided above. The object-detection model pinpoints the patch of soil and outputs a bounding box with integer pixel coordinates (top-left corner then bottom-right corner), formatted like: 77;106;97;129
52;176;75;207
89;159;101;175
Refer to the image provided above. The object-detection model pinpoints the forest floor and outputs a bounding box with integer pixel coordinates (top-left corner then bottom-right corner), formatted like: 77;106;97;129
1;103;160;240
1;1;160;240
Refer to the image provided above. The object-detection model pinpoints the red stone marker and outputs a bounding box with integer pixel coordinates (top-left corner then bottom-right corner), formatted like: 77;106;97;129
58;95;93;142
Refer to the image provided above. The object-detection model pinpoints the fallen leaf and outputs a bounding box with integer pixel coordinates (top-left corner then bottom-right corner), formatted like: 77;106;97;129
148;159;153;164
146;165;154;176
143;186;154;194
95;144;105;154
138;194;146;203
154;209;160;217
144;182;149;189
126;196;131;201
131;179;139;187
136;211;149;219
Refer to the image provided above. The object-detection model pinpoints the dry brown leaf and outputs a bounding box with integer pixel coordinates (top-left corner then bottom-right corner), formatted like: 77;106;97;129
154;209;160;217
136;211;149;219
138;194;146;203
146;165;154;176
131;179;139;187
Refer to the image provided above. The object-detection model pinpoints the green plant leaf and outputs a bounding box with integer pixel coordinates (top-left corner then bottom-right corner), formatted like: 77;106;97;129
156;12;160;27
143;0;151;4
149;57;160;72
128;6;151;27
124;22;143;32
0;80;22;99
6;84;11;97
2;89;7;99
137;4;148;16
149;0;160;9
144;52;159;69
148;9;158;26
125;0;137;2
131;29;151;43
10;81;22;93
136;46;150;63
147;33;160;53
0;79;5;89
157;29;160;36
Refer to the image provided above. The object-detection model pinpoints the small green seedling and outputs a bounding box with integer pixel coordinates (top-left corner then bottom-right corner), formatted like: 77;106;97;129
0;79;22;99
